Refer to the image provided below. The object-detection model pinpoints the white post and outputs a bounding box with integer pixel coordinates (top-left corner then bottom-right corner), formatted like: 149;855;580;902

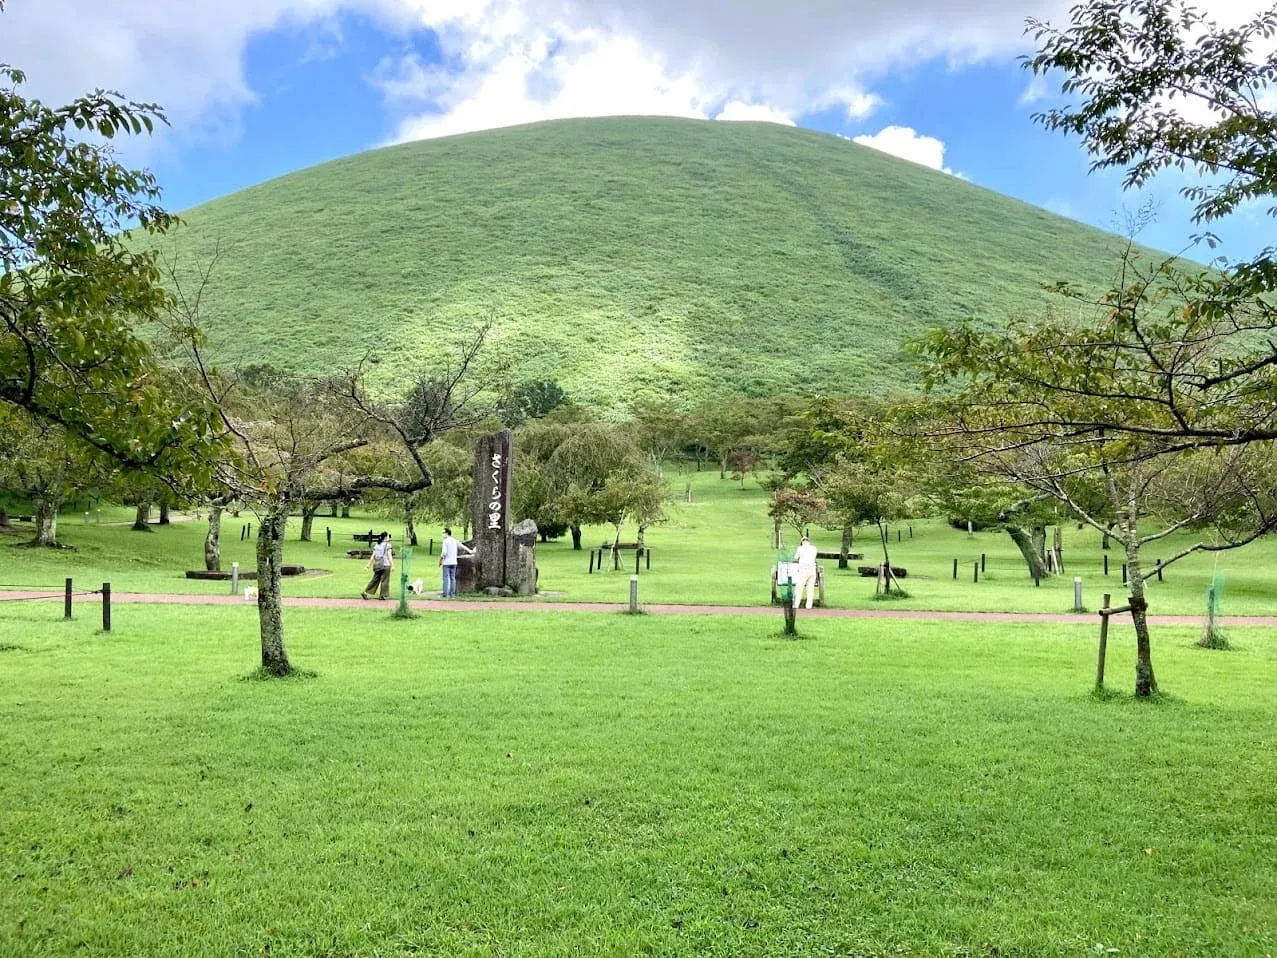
231;561;240;596
1073;576;1083;613
629;575;639;613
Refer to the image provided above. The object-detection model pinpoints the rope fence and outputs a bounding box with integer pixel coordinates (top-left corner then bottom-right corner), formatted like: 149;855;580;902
0;579;112;631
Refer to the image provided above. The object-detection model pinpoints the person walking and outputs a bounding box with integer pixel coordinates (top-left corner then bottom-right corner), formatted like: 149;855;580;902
439;527;473;598
794;535;819;609
361;531;394;600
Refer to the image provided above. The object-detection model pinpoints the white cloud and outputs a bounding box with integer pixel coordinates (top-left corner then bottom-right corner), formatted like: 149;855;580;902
853;125;960;176
714;102;795;125
0;0;1071;150
17;0;1273;153
1017;73;1049;107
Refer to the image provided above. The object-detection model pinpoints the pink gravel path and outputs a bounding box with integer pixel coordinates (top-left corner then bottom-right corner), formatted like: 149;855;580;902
4;589;1276;627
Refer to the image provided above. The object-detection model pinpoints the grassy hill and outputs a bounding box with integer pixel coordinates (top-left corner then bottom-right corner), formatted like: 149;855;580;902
165;116;1139;408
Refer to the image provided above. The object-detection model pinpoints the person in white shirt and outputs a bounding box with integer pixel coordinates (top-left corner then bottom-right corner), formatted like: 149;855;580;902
439;527;474;598
361;531;393;600
793;535;819;609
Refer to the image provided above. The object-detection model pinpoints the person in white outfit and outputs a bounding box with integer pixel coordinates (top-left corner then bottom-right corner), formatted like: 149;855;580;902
794;535;819;609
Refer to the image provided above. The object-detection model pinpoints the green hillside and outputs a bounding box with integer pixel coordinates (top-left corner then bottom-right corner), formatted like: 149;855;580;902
166;116;1137;407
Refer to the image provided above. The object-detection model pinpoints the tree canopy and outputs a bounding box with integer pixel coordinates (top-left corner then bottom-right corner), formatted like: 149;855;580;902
0;34;219;480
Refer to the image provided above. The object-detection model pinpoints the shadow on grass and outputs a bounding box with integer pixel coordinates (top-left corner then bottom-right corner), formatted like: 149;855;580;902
241;666;320;682
1089;685;1185;707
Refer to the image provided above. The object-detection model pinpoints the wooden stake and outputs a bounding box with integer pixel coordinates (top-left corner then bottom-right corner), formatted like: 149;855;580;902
1096;593;1111;689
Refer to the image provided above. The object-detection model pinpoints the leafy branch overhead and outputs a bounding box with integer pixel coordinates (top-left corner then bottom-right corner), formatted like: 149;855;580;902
0;57;219;480
1025;0;1277;228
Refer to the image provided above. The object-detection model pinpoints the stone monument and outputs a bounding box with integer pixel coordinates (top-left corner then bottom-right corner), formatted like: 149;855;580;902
469;429;537;594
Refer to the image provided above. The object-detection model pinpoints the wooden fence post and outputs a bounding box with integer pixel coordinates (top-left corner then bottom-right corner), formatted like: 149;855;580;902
102;583;111;633
1096;593;1111;689
64;578;72;620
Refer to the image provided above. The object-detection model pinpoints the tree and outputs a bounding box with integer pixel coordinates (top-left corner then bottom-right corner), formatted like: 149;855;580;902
498;380;568;427
0;17;218;478
767;488;828;550
1026;0;1277;236
631;401;687;478
727;449;764;489
914;323;1277;696
545;423;665;549
512;420;576;544
914;456;1066;581
203;495;231;572
165;256;496;676
688;399;766;479
0;410;100;547
377;440;474;545
822;455;915;596
1011;0;1277;449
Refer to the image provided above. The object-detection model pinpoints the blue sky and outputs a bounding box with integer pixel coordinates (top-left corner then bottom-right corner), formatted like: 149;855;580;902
4;0;1269;264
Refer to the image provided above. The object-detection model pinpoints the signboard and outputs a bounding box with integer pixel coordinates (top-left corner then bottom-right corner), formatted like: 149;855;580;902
470;429;514;589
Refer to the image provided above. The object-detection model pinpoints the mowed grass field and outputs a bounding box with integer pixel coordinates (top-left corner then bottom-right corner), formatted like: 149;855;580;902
4;469;1277;619
1;602;1275;956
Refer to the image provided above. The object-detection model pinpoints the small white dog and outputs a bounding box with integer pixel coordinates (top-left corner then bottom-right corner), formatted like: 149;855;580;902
408;578;424;595
243;586;258;602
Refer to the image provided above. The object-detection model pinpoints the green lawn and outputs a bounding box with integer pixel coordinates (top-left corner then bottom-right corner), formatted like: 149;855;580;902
1;604;1274;955
5;469;1277;619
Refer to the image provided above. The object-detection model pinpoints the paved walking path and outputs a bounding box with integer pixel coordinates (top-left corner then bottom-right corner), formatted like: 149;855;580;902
4;589;1276;627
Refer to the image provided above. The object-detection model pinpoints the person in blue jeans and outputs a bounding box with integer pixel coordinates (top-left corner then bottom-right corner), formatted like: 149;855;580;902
439;527;474;598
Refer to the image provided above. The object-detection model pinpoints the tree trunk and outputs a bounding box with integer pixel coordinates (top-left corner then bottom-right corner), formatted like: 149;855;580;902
256;508;292;676
406;517;418;547
132;501;152;531
1053;524;1064;573
637;523;647;548
329;502;338;517
158;501;170;525
839;524;852;570
570;521;582;551
1125;540;1156;698
299;503;316;542
0;504;9;528
205;505;223;572
340;504;350;518
33;495;59;547
719;453;728;480
774;518;782;550
876;519;897;593
1007;525;1050;580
